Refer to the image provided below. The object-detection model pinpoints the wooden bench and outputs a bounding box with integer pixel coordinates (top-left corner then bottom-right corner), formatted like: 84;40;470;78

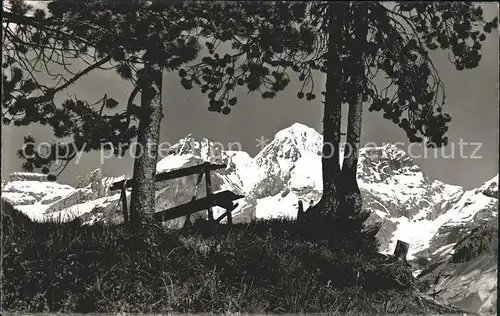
153;190;244;224
110;162;244;226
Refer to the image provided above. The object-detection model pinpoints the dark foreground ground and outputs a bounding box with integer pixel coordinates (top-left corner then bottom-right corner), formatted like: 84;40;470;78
1;205;468;314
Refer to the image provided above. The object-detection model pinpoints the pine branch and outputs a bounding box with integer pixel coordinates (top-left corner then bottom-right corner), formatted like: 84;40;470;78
126;85;141;127
52;55;112;94
2;11;93;47
22;54;112;107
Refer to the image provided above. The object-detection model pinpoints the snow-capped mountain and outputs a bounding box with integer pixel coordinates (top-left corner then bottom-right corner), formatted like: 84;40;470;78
2;122;495;253
2;122;497;314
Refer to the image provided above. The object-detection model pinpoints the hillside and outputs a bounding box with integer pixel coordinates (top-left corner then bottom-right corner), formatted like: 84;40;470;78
2;122;498;314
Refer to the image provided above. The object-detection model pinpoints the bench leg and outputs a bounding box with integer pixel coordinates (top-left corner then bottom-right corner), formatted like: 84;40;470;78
215;203;238;224
120;187;128;224
183;214;192;229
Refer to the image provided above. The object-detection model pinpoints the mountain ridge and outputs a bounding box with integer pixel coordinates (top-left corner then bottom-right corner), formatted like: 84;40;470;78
2;122;498;314
3;122;496;251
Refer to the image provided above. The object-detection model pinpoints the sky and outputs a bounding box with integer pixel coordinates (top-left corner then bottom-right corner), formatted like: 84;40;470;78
1;2;499;190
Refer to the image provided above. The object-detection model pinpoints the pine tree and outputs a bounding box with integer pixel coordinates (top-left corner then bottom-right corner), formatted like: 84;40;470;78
3;0;208;226
178;1;498;236
4;1;497;231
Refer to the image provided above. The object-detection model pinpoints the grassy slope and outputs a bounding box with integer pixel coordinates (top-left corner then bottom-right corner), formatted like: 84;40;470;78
1;204;467;314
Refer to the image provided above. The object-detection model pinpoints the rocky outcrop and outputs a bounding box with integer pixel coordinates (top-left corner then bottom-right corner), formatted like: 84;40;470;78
75;168;108;198
417;224;498;315
415;177;498;316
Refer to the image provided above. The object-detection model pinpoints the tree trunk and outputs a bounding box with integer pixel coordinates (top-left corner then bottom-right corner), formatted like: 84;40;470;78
340;4;368;217
129;62;163;227
312;2;346;218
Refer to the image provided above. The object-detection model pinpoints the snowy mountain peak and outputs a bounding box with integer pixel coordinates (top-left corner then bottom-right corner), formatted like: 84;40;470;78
249;124;322;198
358;144;419;183
256;123;322;163
273;122;322;150
274;122;321;141
360;143;414;168
161;134;224;163
476;175;498;199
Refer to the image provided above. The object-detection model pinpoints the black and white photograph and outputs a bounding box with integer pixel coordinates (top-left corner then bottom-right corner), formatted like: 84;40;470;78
1;1;499;314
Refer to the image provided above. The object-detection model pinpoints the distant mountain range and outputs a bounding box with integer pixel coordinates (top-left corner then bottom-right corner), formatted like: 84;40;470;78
2;122;498;314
